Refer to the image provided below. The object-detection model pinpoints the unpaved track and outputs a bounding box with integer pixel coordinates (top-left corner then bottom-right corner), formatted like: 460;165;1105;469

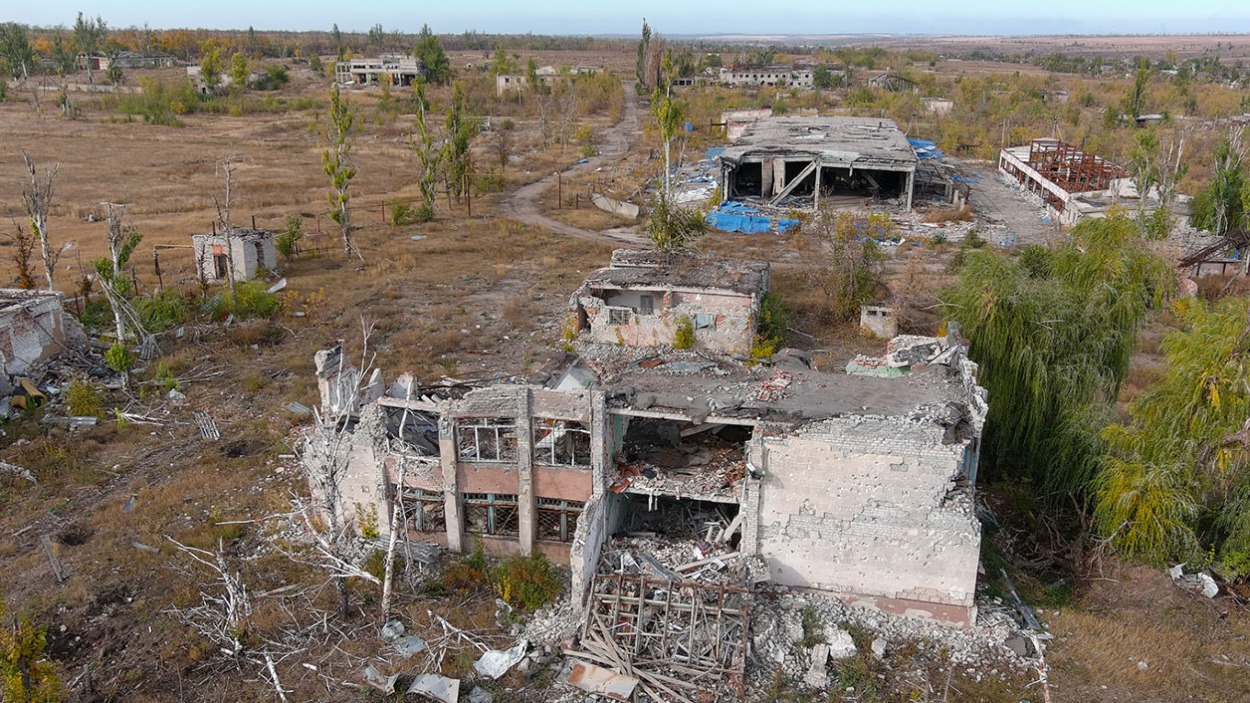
503;82;647;247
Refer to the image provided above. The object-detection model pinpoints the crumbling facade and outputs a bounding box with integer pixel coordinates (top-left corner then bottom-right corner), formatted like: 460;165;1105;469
310;251;987;627
719;116;920;211
568;250;769;357
717;65;817;89
191;228;277;283
0;290;69;383
335;56;425;86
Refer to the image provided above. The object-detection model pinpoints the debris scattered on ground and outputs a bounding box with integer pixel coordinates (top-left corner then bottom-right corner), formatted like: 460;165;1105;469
406;673;460;703
1169;564;1220;598
565;660;639;701
473;640;528;679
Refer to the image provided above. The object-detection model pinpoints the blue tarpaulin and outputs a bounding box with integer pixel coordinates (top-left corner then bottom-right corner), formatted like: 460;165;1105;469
951;175;980;183
706;202;798;234
704;147;727;159
908;138;945;160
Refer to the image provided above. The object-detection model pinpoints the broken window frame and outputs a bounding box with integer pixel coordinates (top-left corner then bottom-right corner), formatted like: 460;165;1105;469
461;492;519;537
532;418;592;468
638;294;654;316
608;308;631;325
395;485;446;532
455;417;518;463
536;497;583;542
695;313;716;330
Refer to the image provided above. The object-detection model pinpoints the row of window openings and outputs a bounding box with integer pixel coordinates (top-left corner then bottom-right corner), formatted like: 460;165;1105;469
456;417;591;465
608;303;717;330
398;488;583;542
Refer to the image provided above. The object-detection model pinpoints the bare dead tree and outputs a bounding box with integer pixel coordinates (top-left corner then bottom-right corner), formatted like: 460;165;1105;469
214;155;246;293
380;459;406;622
20;151;66;292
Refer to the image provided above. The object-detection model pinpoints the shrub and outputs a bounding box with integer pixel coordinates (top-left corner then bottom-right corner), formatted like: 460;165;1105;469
136;290;187;332
210;281;279;320
65;380;102;417
388;200;419;226
104;342;135;374
673;316;695;350
490;553;562;611
474;170;506;195
757;292;788;349
276;215;303;259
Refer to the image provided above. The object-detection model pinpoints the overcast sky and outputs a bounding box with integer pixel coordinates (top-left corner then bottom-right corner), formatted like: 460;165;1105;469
8;1;1250;36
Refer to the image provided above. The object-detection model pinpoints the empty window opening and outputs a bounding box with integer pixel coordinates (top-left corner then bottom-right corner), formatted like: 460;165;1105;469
384;407;441;456
695;314;716;330
213;254;228;279
395;486;445;532
536;497;583;542
533;418;592;467
254;242;265;267
608;308;631;325
456;417;518;462
617;494;742;549
733;162;763;198
639;295;654;315
462;492;519;536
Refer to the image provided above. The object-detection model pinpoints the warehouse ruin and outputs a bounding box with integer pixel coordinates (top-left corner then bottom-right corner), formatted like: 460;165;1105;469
308;250;987;628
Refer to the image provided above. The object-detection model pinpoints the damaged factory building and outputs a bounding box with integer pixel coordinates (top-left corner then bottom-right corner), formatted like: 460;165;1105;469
309;250;988;629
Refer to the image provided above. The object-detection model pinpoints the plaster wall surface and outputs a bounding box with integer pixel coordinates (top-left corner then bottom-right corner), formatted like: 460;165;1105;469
582;290;757;356
0;292;65;376
755;418;980;623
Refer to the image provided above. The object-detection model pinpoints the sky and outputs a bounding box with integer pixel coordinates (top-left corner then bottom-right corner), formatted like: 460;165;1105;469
8;1;1250;36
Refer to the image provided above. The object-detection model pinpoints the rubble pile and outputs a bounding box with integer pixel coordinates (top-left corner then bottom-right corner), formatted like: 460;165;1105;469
614;436;746;500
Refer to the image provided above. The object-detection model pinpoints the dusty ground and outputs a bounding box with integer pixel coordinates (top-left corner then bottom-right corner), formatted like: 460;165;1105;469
2;40;1250;703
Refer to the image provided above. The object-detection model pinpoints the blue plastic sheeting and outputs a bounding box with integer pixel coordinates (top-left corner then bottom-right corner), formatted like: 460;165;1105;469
704;147;727;159
908;138;945;160
951;175;980;183
706;202;798;234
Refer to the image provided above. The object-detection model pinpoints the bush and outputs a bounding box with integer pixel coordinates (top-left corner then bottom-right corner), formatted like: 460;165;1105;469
104;342;135;374
673;316;695;349
254;65;289;91
490;553;562;611
65;380;102;417
210;281;280;320
276;215;303;259
474;170;506;195
388;200;419;226
136;289;187;332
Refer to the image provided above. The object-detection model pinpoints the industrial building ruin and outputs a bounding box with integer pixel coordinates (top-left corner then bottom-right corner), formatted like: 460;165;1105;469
717;64;818;89
335;56;426;86
0;290;81;399
718;116;921;210
308;250;987;628
191;227;278;283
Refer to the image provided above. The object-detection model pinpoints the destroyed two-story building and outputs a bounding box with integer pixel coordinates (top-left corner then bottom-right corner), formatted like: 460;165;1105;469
310;250;987;627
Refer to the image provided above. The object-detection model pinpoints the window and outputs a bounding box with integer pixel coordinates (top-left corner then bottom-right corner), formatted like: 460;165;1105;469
456;417;518;462
213;254;228;279
395;486;445;532
536;498;583;542
695;314;716;330
639;295;654;316
462;493;519;536
608;308;630;325
533;419;591;467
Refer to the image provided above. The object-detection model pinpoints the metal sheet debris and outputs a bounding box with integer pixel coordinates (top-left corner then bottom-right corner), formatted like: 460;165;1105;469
194;410;220;440
566;661;639;701
393;635;428;658
361;665;398;694
406;673;460;703
473;640;528;679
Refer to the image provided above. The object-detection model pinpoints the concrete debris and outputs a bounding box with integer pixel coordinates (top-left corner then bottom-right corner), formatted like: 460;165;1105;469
826;627;857;660
1;460;37;483
284;401;312;417
41;415;99;428
591;193;640;219
131;540;160;553
380;619;405;641
467;686;492;703
167;388;186;402
803;643;830;688
870;637;887;659
406;673;460;703
565;661;639;701
473;640;528;679
393;635;428;658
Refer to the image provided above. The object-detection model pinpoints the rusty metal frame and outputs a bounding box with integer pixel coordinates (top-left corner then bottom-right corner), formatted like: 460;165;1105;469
1026;139;1125;195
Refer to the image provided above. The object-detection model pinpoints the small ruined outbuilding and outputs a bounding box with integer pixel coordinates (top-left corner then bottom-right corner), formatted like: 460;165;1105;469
335;56;425;86
0;290;75;397
191;227;277;283
568;250;770;357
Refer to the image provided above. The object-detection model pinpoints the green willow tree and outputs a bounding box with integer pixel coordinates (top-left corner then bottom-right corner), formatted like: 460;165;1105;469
323;83;359;260
415;24;450;85
1096;296;1250;574
411;79;441;221
943;213;1172;496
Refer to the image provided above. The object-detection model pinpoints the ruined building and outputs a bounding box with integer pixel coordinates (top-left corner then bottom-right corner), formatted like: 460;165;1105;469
309;251;987;626
191;227;278;283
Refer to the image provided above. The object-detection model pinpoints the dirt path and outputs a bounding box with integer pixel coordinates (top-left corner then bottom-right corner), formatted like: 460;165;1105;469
503;83;648;247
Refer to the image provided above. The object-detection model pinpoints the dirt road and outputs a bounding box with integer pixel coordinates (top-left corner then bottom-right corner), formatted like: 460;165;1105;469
503;82;648;247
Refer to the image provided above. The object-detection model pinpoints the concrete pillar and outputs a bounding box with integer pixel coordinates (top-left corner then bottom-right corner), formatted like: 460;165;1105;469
813;164;822;210
761;160;773;198
589;391;608;497
905;169;915;211
438;413;463;553
739;435;767;556
516;389;535;555
773;158;786;197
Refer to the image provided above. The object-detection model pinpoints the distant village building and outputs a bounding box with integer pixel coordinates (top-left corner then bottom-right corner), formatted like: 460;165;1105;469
191;228;278;283
335;56;425;86
868;73;918;93
495;65;601;97
922;97;954;116
111;51;179;69
717;65;817;89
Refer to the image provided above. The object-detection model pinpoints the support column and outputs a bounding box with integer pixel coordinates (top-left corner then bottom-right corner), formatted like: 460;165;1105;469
905;169;915;211
438;413;463;553
813;163;822;210
516;389;535;555
739;435;766;556
773;158;786;197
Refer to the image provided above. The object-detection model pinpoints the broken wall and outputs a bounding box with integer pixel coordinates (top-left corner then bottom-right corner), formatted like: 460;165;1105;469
579;289;758;357
0;291;66;380
192;232;277;282
754;419;980;625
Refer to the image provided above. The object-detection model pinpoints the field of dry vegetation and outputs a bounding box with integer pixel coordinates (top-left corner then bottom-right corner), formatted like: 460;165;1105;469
1;31;1249;703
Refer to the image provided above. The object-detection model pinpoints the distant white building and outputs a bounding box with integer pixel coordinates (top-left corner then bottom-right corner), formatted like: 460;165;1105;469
191;228;278;283
718;65;816;89
335;56;425;86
